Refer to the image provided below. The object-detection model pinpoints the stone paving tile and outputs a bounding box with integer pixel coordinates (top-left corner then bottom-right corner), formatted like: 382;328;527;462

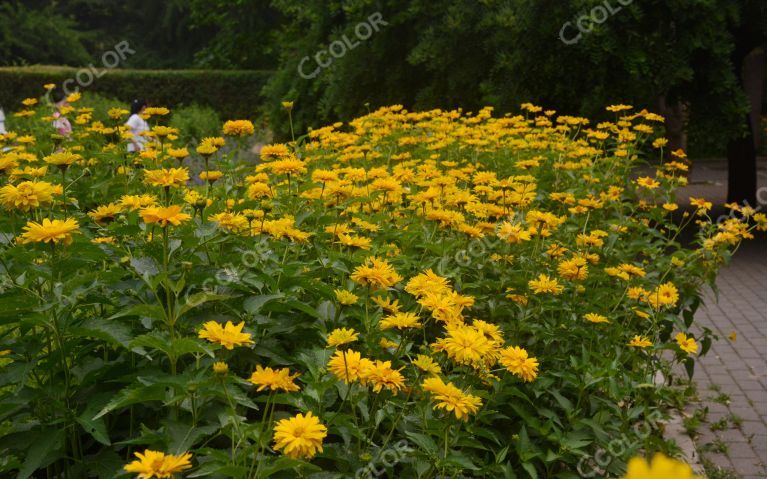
689;235;767;478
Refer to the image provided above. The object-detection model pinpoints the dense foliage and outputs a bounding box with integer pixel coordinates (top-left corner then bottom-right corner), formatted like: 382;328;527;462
0;90;762;477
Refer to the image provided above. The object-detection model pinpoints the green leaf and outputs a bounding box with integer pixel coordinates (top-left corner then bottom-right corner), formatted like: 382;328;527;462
17;429;64;479
76;404;111;446
93;383;169;420
243;293;284;315
405;431;439;456
70;317;133;348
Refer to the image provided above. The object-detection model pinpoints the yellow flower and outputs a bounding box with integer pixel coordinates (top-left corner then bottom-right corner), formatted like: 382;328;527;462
647;282;679;309
622;453;701;479
213;361;229;375
199;170;224;183
336;233;372;249
140;205;191;228
675;332;698;355
44;151;81;168
198;321;253;350
528;274;563;295
350;257;402;289
18;218;79;246
499;346;539;382
270;158;307;176
327;328;359;348
636;177;660;189
380;312;422;330
88;203;123;224
334;289;358;305
628;336;653;348
223;119;255;136
123;449;192;479
558;257;588;281
249;365;301;392
0;181;56;211
143;167;190;188
360;360;405;392
439;325;493;367
412;354;442;375
273;411;327;459
584;313;609;324
421;376;482;420
166;147;189;161
196;142;218;156
728;331;737;342
327;349;371;383
260;143;291;160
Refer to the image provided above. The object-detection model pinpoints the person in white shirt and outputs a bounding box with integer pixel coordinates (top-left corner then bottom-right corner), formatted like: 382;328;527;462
125;99;149;153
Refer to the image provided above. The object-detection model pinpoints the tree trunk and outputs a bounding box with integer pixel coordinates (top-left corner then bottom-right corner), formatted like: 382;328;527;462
727;47;765;205
657;95;688;153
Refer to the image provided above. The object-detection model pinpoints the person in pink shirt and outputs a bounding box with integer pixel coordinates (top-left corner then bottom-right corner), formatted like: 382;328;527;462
50;89;73;138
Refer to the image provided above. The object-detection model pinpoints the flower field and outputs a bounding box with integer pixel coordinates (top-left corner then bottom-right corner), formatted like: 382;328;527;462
0;93;762;478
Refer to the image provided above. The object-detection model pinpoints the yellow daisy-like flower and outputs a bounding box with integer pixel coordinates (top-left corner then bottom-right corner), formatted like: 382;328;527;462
499;346;539;382
272;411;327;459
143;167;190;188
270;158;307;176
213;361;229;375
622;453;701;479
0;181;56;211
412;354;442;375
18;218;79;246
260;143;291;160
198;321;254;350
44;151;81;168
249;365;301;392
584;313;609;324
223;119;255;136
327;349;371;383
334;289;358;305
675;332;698;355
380;312;422;330
628;336;653;348
635;176;660;189
199;170;223;183
439;325;493;367
139;205;191;227
327;328;359;348
528;274;563;295
421;376;482;420
88;203;123;224
350;257;403;289
123;449;192;479
360;360;405;393
647;282;679;309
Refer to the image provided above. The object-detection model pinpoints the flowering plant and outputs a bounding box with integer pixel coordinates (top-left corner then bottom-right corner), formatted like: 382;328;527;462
0;94;761;478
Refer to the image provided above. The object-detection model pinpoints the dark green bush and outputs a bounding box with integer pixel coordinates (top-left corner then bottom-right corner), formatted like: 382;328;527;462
0;66;272;120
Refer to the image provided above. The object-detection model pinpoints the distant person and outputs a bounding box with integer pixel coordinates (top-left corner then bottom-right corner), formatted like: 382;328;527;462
0;107;5;134
125;99;149;153
50;89;73;138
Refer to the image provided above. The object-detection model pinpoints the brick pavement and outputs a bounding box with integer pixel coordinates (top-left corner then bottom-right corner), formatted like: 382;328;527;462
684;234;767;478
673;159;767;478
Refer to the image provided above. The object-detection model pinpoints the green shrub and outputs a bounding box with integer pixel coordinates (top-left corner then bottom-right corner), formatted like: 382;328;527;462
170;104;222;144
0;66;272;120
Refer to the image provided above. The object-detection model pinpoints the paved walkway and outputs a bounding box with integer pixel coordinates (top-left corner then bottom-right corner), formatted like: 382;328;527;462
677;160;767;478
689;237;767;478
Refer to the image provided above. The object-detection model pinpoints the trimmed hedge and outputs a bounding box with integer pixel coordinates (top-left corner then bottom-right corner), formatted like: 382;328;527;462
0;66;272;120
